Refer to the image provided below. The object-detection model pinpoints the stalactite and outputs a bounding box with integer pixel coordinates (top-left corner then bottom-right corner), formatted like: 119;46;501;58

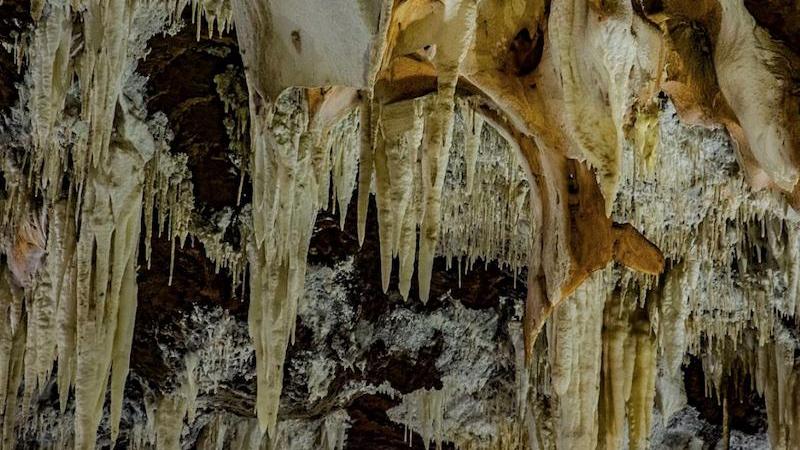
22;208;58;412
75;0;139;188
0;2;188;445
547;272;605;450
356;95;376;247
142;144;194;276
329;110;359;230
26;0;72;200
154;391;188;450
548;0;657;213
373;98;425;297
460;99;483;195
170;0;233;40
247;89;315;434
415;0;478;303
653;261;694;423
318;410;350;450
439;104;530;275
597;289;657;450
625;307;657;450
0;266;25;450
756;326;800;450
54;205;78;415
398;385;449;450
713;0;800;194
72;99;152;450
4;0;800;447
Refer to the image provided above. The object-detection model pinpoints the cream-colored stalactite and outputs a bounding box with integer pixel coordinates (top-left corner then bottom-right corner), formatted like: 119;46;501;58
154;392;189;450
415;0;478;303
373;98;425;298
1;5;145;442
399;385;449;450
0;267;25;450
597;294;631;450
311;129;333;211
228;418;266;450
22;207;67;413
196;414;229;450
330;111;360;230
439;106;530;275
306;88;360;220
461;99;483;195
714;0;800;192
247;90;320;434
73;102;154;450
371;97;531;299
657;263;692;380
27;1;72;199
547;273;605;450
757;327;800;450
170;0;233;40
597;291;657;450
0;321;26;450
548;0;656;214
654;261;695;423
319;410;350;450
142;149;194;284
235;7;369;426
75;0;138;187
625;308;657;450
356;96;377;247
56;253;77;414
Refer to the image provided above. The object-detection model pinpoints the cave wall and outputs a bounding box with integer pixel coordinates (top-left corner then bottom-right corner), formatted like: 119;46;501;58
0;0;799;449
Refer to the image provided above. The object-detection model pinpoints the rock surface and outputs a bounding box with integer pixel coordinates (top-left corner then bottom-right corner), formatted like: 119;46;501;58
0;1;799;449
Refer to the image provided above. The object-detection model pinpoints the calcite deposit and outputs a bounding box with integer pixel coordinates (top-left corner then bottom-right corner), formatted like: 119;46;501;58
0;0;798;448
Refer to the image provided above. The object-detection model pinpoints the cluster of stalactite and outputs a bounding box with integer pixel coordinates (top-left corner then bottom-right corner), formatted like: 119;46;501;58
1;0;799;448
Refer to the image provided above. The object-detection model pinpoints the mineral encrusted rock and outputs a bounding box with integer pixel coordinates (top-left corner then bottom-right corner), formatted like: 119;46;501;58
0;0;798;449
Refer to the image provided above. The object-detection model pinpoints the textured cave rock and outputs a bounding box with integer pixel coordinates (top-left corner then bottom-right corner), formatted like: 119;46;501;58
1;0;800;449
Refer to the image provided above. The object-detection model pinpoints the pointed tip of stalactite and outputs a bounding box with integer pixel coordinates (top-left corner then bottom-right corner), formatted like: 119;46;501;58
256;405;278;440
418;246;433;304
399;277;411;302
418;274;431;305
357;225;366;248
356;183;370;249
602;186;618;219
381;267;391;294
523;275;549;366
